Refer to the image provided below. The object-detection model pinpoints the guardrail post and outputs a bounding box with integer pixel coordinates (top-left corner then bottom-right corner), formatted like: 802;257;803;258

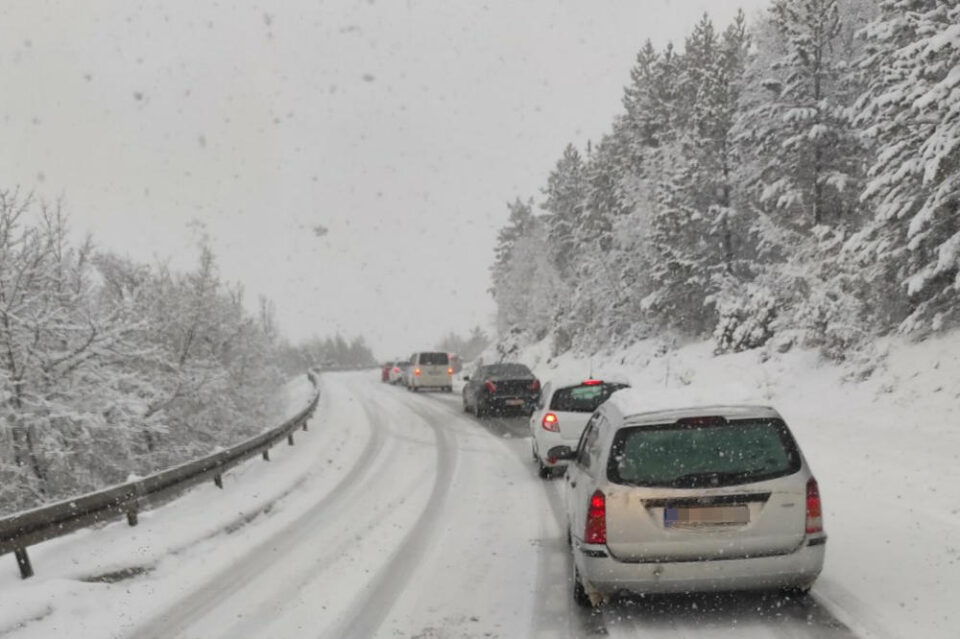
126;508;139;527
15;548;33;579
262;449;270;461
214;474;223;489
287;433;295;446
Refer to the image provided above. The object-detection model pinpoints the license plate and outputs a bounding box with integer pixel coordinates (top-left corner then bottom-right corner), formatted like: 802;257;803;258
505;399;525;406
664;505;749;528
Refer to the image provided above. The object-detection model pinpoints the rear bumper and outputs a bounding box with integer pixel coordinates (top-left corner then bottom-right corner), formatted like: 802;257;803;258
484;395;538;413
410;376;451;388
575;536;826;595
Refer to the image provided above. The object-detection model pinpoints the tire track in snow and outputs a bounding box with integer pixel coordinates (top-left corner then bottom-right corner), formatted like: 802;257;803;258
419;392;609;637
207;396;434;639
320;389;459;639
132;379;390;639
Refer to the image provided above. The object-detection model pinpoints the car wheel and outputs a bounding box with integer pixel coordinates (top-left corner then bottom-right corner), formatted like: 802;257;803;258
573;568;593;608
462;395;469;412
537;458;552;479
779;586;812;600
475;402;485;418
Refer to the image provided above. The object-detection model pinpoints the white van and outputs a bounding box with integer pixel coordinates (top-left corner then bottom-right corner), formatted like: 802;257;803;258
407;351;453;392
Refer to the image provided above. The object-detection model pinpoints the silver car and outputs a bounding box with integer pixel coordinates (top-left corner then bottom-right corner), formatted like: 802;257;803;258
550;393;826;606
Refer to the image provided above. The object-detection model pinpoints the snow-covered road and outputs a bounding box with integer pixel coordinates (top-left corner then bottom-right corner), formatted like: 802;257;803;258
1;371;860;638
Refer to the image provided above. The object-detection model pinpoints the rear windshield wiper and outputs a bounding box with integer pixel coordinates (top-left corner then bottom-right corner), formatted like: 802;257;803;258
669;468;768;488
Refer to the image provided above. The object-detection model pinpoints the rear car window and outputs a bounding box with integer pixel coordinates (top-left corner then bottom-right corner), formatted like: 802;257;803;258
550;383;628;413
608;419;801;488
483;363;532;377
418;352;449;365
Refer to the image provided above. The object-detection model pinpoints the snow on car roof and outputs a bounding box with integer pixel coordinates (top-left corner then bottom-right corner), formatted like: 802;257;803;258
604;386;778;423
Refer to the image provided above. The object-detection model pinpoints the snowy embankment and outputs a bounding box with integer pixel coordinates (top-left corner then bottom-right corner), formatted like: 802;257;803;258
0;374;318;637
514;332;959;639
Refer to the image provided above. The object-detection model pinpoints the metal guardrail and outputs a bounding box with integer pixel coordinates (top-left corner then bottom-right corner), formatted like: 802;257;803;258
0;371;320;579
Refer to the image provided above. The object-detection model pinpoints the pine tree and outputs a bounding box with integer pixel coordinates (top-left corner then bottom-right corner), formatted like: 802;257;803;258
745;0;865;229
541;144;587;279
853;0;960;332
490;197;534;296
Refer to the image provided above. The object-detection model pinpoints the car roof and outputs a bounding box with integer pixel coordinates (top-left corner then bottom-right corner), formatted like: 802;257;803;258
604;388;780;425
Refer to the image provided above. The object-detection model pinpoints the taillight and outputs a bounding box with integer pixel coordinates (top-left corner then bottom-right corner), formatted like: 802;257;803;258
530;378;540;392
585;490;606;545
447;367;454;375
414;368;421;377
392;367;399;373
805;477;823;534
541;412;559;432
484;380;496;393
582;379;602;386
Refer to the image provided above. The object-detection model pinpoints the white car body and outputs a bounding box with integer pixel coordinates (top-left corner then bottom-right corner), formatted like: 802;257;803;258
529;378;628;478
557;392;826;605
388;361;408;384
407;351;453;392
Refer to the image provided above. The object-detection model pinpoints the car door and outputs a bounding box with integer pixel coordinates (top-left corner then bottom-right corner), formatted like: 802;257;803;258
565;413;604;542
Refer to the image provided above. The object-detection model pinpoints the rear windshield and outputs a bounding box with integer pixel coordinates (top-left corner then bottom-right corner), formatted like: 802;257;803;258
398;362;410;370
608;419;801;488
418;352;449;365
550;383;628;413
483;363;532;378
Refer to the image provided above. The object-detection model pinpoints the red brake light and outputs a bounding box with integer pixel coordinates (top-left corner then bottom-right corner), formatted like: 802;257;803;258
805;478;823;534
530;379;541;392
393;367;399;373
582;379;602;386
541;412;559;432
484;380;496;393
414;368;421;377
447;367;454;375
585;490;606;545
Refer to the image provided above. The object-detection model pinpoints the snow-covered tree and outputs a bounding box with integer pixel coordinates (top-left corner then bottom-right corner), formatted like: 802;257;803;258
853;0;960;332
541;145;588;280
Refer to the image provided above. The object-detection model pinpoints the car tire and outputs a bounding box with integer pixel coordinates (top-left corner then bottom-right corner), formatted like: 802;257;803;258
573;568;593;608
462;396;469;412
475;402;485;418
779;586;812;600
537;459;552;479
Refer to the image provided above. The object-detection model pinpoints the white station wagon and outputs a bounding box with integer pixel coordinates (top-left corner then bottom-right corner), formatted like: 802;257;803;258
549;390;826;606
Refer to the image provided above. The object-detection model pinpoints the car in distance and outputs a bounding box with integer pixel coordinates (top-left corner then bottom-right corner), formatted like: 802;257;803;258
530;378;628;478
462;362;540;417
550;394;826;607
388;360;410;385
380;361;394;382
407;351;453;392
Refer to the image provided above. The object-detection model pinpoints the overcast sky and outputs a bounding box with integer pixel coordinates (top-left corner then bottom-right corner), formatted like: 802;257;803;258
0;0;770;358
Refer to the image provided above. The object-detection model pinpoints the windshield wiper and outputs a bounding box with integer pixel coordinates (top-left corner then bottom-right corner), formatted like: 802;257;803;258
669;468;767;488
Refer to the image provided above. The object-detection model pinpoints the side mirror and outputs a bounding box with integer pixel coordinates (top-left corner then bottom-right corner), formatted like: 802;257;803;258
547;445;576;463
462;375;470;381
